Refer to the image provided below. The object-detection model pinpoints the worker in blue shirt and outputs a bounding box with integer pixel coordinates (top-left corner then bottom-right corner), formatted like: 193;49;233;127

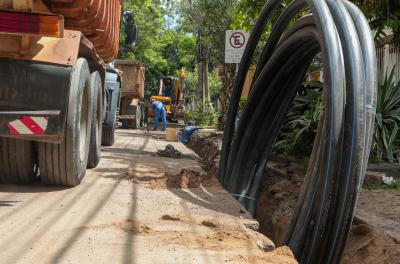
151;99;167;131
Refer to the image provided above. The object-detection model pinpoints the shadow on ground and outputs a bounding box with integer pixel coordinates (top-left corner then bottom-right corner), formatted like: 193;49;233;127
101;136;244;219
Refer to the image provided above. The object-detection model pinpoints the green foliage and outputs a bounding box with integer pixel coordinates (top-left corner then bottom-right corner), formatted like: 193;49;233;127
184;100;218;126
273;68;400;164
239;96;248;111
365;179;400;190
232;0;294;31
232;0;400;46
185;67;199;103
209;71;223;103
120;0;197;97
179;0;237;64
274;81;322;157
371;67;400;163
184;65;223;107
355;0;400;45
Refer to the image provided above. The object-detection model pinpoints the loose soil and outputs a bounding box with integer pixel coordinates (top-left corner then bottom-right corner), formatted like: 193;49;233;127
129;168;220;190
0;129;298;264
257;156;400;264
188;132;400;264
121;130;299;264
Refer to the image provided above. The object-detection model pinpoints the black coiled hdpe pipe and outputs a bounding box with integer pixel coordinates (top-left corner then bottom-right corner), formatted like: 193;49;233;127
219;0;377;263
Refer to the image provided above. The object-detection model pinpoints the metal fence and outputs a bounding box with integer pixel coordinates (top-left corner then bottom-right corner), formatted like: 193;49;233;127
377;42;400;83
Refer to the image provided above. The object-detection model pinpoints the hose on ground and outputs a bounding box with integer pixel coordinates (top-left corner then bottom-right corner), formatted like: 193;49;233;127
219;0;377;263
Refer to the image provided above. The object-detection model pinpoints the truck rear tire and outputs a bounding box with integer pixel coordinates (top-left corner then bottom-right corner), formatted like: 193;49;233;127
0;138;37;184
121;105;141;129
38;58;93;186
102;96;116;146
87;72;103;169
121;119;133;129
102;125;115;146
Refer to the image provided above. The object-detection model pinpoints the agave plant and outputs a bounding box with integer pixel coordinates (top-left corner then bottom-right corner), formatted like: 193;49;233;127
372;67;400;163
274;80;322;157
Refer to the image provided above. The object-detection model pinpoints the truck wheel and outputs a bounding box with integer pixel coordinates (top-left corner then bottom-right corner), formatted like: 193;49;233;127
121;119;133;129
123;106;141;129
38;58;93;186
102;125;115;146
87;72;103;169
0;138;37;184
102;106;116;147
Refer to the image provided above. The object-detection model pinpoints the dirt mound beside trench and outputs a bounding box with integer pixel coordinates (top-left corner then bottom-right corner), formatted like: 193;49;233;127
187;132;400;264
130;168;220;190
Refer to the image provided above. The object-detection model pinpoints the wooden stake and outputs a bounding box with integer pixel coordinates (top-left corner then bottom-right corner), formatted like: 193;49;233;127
20;35;31;55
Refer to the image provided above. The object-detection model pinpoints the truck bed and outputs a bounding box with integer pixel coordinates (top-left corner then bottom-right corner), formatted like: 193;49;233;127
43;0;122;63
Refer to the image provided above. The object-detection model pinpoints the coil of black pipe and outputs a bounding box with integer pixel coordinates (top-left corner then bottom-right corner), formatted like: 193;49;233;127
219;0;377;263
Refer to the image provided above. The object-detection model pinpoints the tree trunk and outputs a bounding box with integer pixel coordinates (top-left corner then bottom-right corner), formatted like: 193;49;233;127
218;64;236;127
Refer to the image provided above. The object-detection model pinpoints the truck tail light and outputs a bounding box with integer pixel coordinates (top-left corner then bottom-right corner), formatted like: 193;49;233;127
0;11;63;37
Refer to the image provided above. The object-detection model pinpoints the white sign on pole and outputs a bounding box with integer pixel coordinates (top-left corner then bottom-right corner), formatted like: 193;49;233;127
225;30;249;64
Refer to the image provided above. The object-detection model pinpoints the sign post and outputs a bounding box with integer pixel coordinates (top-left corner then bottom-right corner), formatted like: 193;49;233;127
225;30;249;73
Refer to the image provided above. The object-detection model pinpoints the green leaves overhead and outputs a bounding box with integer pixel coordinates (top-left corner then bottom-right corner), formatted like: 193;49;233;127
232;0;400;46
179;0;237;64
121;0;197;93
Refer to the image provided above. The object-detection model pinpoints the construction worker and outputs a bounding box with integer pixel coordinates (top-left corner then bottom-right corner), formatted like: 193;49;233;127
151;98;167;131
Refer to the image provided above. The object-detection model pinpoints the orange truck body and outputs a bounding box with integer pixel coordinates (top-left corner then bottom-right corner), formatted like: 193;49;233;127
0;0;122;65
43;0;122;63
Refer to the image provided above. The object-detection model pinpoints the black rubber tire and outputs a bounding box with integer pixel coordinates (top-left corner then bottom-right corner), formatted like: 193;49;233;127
0;138;37;184
102;95;117;147
101;125;115;146
38;58;93;186
121;105;141;129
121;119;134;129
87;72;103;169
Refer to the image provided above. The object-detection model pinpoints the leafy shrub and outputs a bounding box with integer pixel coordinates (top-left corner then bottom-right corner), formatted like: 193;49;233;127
371;67;400;163
274;67;400;164
184;100;218;127
274;81;322;157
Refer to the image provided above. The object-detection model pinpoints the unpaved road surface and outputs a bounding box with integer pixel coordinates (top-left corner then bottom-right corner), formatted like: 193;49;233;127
0;130;296;264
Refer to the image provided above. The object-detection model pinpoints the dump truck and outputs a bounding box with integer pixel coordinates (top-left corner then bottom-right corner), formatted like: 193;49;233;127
114;60;146;129
0;0;134;186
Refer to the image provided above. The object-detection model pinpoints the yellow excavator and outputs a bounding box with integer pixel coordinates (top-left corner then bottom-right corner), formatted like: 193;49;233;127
149;68;186;121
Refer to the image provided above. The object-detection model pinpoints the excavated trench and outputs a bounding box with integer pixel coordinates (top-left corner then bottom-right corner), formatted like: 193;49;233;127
188;132;400;264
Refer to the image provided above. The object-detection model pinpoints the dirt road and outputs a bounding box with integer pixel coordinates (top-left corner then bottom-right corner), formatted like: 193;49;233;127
0;130;296;264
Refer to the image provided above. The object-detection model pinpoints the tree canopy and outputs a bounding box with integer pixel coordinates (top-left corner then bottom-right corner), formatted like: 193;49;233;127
120;0;400;103
120;0;197;94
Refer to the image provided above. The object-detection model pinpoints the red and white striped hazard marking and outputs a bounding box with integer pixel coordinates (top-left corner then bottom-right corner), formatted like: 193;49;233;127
118;115;137;120
8;116;48;135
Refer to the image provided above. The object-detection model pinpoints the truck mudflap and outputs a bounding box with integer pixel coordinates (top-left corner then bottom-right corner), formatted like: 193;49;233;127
0;59;72;143
0;110;61;142
118;115;137;120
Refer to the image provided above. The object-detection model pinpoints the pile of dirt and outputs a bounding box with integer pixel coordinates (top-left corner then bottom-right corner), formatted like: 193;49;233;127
342;219;400;264
258;158;400;263
187;132;400;263
187;132;222;176
132;168;220;190
256;158;304;245
157;144;182;158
